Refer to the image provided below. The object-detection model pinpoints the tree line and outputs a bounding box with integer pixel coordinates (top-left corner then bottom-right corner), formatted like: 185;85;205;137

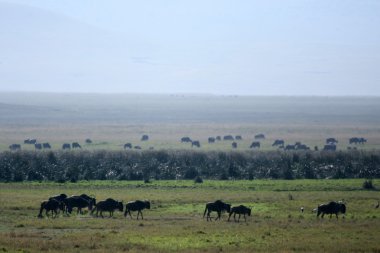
0;150;379;182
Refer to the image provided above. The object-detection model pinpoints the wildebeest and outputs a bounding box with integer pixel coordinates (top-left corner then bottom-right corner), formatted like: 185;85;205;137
24;139;37;144
134;145;142;150
228;205;251;222
317;201;346;219
181;137;192;143
9;144;21;151
295;143;310;150
323;144;336;151
62;143;71;150
203;200;231;221
63;196;92;214
254;134;265;140
349;137;367;145
192;141;201;148
49;193;68;202
78;194;96;207
141;135;149;141
285;144;296;150
250;141;260;149
208;137;216;143
92;198;123;218
272;139;284;146
124;143;132;149
223;135;234;141
124;200;151;220
85;138;92;144
326;138;338;144
35;143;42;150
215;136;221;141
38;199;64;218
42;142;51;149
235;135;242;140
72;142;81;149
232;142;237;149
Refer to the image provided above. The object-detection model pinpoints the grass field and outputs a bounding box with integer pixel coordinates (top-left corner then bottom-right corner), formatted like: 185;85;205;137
1;180;380;252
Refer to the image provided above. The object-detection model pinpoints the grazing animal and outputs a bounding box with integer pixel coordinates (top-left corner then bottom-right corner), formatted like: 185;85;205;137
272;139;284;146
35;143;42;150
192;141;201;148
38;199;63;218
326;138;338;144
124;200;151;220
85;138;92;144
124;143;132;149
232;142;237;149
208;137;216;143
254;134;265;140
62;143;71;150
223;135;234;141
63;196;92;214
49;193;68;202
78;194;96;206
203;200;231;221
72;142;81;149
235;135;242;140
317;201;346;219
215;136;221;141
42;142;51;149
9;144;21;151
141;135;149;141
181;137;192;143
92;198;123;218
250;141;260;149
134;145;142;150
228;205;251;222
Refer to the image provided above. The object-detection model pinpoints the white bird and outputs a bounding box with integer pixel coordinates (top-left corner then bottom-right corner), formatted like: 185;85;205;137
300;207;304;213
375;201;379;209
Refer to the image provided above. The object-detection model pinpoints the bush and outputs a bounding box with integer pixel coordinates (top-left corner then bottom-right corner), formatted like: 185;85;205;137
363;179;375;190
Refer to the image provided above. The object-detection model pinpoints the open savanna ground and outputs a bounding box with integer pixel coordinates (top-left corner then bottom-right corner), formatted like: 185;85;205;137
1;93;380;152
1;180;380;252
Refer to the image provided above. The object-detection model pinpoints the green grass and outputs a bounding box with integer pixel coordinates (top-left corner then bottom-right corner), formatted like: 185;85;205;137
1;180;380;252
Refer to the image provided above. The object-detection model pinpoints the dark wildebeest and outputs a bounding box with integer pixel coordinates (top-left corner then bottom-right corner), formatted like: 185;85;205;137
38;199;64;218
141;135;149;141
92;198;123;218
78;194;96;207
250;141;260;149
232;142;238;149
228;205;251;222
9;144;21;151
192;141;200;148
235;135;242;140
326;138;338;144
317;201;346;219
323;144;336;151
181;137;192;143
72;142;81;149
124;143;132;149
42;142;51;149
254;134;265;140
49;193;68;202
62;143;71;150
216;136;221;141
85;138;92;144
285;144;296;150
124;200;151;220
203;200;231;221
35;143;42;150
272;139;284;146
134;145;142;150
208;137;216;143
223;135;234;141
63;196;92;214
295;144;310;150
24;139;37;144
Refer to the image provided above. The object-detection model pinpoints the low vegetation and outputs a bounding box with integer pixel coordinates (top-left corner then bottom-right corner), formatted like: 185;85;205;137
1;150;380;182
0;180;379;252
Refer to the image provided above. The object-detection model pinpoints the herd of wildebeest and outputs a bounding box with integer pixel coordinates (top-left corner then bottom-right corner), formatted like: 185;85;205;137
8;134;367;151
38;193;361;222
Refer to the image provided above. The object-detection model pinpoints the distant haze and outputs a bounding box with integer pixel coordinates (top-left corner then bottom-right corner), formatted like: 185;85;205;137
0;0;379;95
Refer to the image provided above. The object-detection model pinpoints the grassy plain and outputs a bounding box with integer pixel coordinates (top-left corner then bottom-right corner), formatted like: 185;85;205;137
1;93;380;151
0;180;380;252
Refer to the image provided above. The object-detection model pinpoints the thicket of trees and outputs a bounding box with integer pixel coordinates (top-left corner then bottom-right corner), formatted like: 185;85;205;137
0;150;379;182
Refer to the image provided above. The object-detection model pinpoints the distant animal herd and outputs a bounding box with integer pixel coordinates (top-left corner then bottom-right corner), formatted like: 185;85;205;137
8;134;368;152
38;193;355;222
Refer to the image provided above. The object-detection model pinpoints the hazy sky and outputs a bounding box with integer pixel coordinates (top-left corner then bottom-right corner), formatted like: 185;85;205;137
0;0;379;95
